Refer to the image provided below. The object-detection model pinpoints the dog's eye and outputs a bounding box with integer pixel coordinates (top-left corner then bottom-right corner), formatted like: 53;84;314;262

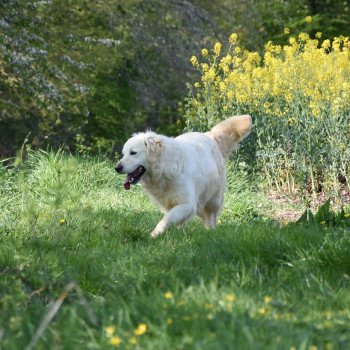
130;151;137;155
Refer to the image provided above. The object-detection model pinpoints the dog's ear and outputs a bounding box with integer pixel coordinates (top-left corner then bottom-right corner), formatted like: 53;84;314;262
144;135;164;162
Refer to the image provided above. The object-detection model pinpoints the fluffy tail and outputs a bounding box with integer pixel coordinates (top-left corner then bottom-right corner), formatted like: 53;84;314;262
206;115;252;159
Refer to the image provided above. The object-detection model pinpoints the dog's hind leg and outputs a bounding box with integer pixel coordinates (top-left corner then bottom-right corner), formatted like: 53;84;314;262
200;193;224;229
150;203;195;238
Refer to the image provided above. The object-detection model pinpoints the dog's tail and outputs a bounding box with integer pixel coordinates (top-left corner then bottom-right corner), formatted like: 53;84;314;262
206;115;252;159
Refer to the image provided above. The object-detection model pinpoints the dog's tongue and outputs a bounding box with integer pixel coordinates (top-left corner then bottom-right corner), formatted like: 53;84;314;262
124;179;131;190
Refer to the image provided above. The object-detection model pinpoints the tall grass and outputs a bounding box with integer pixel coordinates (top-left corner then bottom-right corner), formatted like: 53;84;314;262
185;24;350;198
0;152;350;349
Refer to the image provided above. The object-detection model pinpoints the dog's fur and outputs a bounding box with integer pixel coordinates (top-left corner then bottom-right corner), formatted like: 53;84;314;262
116;115;252;237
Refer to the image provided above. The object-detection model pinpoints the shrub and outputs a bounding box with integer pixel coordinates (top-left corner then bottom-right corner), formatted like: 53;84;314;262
185;24;350;197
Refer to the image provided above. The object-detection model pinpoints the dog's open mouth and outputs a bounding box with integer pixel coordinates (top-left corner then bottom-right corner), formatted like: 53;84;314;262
124;166;146;190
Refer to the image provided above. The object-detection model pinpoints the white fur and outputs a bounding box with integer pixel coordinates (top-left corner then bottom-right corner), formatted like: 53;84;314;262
116;115;252;237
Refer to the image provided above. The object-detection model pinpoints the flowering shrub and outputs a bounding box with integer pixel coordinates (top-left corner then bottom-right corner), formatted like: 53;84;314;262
185;25;350;196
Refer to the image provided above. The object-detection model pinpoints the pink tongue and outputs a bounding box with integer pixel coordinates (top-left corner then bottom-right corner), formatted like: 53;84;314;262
124;181;131;190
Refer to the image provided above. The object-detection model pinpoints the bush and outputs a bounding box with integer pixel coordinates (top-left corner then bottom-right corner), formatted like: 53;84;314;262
185;22;350;197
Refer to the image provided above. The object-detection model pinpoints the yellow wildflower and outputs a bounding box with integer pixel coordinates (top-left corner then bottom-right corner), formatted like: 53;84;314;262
129;337;137;345
166;318;173;325
104;325;116;336
225;294;236;302
316;32;322;38
59;218;65;225
190;56;198;67
194;82;200;88
213;42;222;56
201;48;208;57
264;296;272;304
134;323;147;336
164;291;173;299
344;213;350;218
284;27;290;35
110;336;122;346
305;16;312;23
229;33;238;44
258;307;268;315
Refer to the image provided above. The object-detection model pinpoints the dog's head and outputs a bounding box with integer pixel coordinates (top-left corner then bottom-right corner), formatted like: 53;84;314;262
115;132;164;190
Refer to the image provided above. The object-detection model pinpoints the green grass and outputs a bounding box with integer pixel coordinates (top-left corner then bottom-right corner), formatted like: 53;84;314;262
0;151;350;350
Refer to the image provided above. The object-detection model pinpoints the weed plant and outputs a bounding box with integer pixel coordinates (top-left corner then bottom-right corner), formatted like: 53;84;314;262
185;19;350;198
0;152;350;349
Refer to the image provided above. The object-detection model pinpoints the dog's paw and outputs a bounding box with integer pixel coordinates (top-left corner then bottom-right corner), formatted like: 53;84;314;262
150;229;162;238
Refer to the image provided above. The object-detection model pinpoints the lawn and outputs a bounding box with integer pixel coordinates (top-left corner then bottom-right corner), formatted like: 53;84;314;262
0;151;349;349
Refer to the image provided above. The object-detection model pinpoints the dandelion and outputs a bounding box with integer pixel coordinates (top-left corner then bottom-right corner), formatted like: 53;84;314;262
201;48;208;57
134;323;147;336
213;42;222;56
59;218;65;225
164;291;173;299
110;336;122;346
305;16;312;23
104;325;116;336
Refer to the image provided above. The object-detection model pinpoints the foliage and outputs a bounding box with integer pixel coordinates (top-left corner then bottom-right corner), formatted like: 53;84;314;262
1;0;350;157
0;152;350;349
185;22;350;197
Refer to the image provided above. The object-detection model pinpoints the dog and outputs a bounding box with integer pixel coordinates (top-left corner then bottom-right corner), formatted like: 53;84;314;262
115;115;252;237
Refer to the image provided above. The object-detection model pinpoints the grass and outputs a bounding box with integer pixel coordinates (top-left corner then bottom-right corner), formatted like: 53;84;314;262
0;151;350;350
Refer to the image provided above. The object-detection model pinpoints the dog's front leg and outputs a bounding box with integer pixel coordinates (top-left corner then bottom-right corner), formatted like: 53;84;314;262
151;203;195;238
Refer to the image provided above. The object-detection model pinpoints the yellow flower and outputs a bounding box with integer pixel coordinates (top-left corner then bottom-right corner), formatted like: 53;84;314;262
164;291;173;299
129;337;137;345
229;33;238;44
134;323;147;336
225;294;236;302
284;27;290;35
166;318;173;325
316;32;322;38
110;336;122;346
190;56;198;67
59;218;65;225
320;221;326;225
201;48;209;57
264;296;272;304
213;42;222;56
344;213;350;218
258;307;268;315
194;82;200;88
305;16;312;23
104;325;116;336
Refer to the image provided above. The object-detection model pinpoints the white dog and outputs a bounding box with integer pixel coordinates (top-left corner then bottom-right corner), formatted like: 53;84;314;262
115;115;252;237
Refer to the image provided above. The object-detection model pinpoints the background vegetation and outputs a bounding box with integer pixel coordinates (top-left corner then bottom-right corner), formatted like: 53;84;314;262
1;0;350;156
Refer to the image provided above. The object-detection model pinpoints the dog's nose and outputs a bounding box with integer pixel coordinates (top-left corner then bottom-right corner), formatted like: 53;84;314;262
115;164;123;173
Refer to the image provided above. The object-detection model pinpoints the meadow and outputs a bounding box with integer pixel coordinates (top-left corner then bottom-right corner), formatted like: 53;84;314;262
1;151;350;349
